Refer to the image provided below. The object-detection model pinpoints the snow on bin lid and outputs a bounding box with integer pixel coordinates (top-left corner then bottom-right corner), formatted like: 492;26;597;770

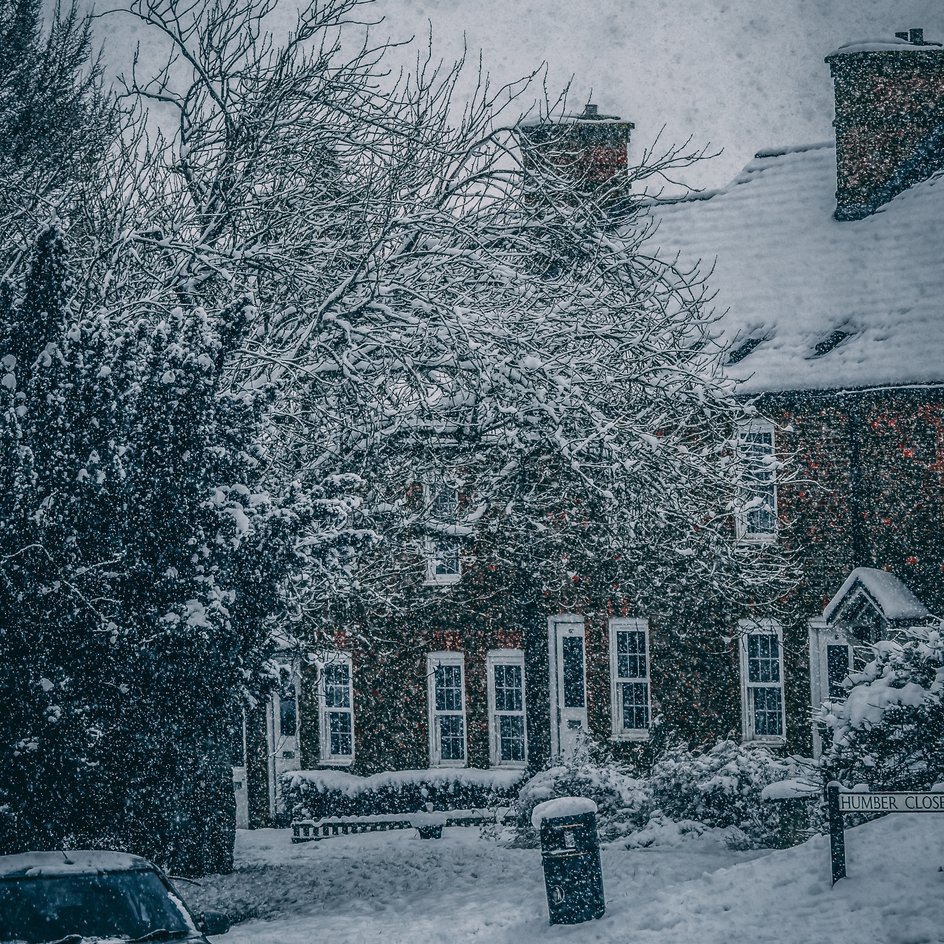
531;797;598;829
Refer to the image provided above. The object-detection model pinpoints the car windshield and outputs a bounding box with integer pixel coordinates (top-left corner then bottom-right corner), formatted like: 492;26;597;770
0;869;195;943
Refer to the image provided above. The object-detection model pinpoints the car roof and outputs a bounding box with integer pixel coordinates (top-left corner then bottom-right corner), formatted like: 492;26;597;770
0;850;155;878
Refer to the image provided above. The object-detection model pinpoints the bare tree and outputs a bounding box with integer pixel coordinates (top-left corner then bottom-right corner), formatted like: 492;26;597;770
79;0;793;645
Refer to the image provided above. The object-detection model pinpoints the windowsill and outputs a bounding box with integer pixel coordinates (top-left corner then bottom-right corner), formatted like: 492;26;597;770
491;760;528;769
319;756;354;767
610;731;651;743
430;760;467;768
424;574;461;586
744;735;786;746
737;532;778;545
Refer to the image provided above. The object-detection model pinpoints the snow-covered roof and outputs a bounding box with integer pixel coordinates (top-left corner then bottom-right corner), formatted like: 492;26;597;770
0;850;154;878
647;143;944;394
823;567;930;625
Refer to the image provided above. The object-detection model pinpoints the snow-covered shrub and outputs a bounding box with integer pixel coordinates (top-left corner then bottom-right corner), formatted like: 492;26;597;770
510;741;649;846
649;740;800;847
285;768;525;821
820;625;944;791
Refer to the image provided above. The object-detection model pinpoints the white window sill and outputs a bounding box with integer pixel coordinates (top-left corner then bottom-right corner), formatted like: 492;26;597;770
490;760;528;769
430;760;467;768
610;731;651;743
424;574;461;586
744;735;786;746
319;756;354;767
738;532;778;545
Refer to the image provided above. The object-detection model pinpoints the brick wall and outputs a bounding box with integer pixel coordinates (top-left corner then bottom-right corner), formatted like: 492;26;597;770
760;388;944;752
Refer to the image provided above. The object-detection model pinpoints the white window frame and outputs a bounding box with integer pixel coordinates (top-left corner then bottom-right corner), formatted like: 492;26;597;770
318;652;355;766
424;482;462;585
739;619;787;744
427;651;467;767
487;649;528;767
609;618;651;741
736;419;778;542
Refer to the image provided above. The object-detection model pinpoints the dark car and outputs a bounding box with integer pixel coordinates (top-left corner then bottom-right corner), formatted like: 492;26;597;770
0;850;230;944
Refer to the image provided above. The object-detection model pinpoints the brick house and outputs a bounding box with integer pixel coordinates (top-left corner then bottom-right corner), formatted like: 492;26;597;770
652;27;944;757
238;29;944;826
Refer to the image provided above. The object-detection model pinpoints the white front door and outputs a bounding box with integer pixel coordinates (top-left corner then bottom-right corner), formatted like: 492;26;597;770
267;672;302;819
549;617;588;760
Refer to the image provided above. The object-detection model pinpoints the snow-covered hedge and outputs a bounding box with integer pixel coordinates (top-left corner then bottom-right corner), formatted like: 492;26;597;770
509;739;805;849
820;625;944;791
285;768;525;820
649;740;802;847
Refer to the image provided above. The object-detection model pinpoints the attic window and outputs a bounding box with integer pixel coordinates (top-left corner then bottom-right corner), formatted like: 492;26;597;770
727;337;766;366
811;329;853;358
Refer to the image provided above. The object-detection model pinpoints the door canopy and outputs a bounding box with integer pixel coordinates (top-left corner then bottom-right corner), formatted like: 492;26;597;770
822;567;930;643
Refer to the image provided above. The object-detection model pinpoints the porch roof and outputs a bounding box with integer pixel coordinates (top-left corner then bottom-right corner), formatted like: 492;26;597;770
823;566;930;625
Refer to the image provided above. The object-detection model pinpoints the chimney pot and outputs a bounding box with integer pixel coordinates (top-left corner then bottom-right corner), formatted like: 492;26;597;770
909;28;924;44
583;104;598;118
895;31;909;41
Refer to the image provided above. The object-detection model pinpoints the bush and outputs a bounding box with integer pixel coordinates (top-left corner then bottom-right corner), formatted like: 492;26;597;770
820;625;944;791
510;739;649;846
510;737;808;850
285;768;525;821
649;740;801;847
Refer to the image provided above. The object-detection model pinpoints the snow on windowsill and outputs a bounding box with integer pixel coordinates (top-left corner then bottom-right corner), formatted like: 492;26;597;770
609;731;651;743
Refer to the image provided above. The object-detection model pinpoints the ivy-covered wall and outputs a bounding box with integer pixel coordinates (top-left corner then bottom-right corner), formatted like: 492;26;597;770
244;388;944;822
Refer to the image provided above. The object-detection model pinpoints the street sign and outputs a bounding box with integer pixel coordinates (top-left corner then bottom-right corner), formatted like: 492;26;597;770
827;783;944;885
837;791;944;813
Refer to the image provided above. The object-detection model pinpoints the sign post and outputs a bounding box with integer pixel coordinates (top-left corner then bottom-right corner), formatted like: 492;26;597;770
826;783;944;885
826;782;846;885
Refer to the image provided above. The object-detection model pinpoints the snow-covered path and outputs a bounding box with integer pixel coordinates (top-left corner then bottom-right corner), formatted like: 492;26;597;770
192;816;944;944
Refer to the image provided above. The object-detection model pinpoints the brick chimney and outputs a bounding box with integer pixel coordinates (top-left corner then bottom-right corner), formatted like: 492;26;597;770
826;30;944;220
515;103;634;210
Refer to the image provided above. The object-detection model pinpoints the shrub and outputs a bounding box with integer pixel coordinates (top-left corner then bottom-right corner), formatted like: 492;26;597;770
648;740;801;847
510;739;649;846
285;768;525;821
820;625;944;791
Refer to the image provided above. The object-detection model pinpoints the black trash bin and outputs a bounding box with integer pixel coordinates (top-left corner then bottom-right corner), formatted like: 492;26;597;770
537;806;605;924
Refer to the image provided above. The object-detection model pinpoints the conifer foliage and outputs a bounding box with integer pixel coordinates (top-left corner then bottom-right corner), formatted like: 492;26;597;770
0;224;308;874
0;0;112;239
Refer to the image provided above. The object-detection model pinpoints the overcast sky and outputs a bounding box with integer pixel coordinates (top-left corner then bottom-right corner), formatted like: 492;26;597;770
86;0;944;190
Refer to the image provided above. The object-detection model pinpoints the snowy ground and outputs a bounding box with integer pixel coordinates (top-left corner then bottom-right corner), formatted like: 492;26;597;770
189;816;944;944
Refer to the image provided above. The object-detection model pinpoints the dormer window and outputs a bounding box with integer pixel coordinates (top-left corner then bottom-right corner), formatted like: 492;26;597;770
727;336;767;366
811;328;853;358
424;481;462;585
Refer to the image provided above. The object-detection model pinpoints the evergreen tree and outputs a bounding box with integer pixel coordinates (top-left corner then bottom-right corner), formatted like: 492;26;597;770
0;224;310;873
2;222;72;369
0;1;113;247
